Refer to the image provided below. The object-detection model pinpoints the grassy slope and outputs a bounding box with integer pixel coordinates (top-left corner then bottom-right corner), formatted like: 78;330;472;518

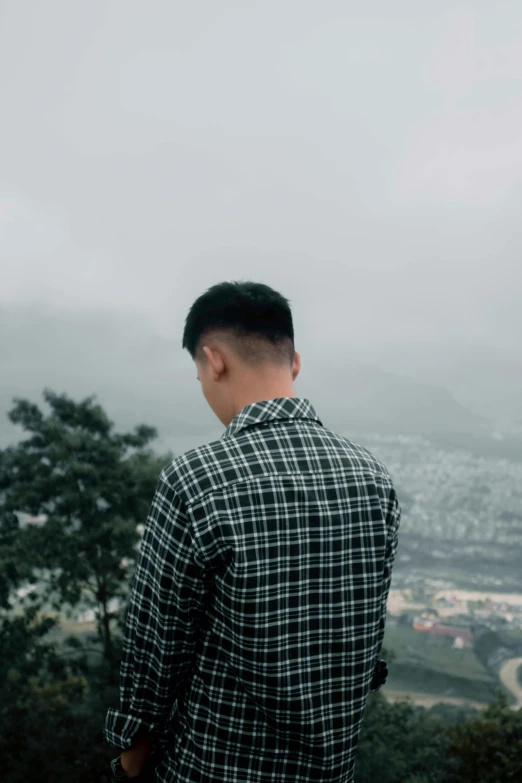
383;625;501;703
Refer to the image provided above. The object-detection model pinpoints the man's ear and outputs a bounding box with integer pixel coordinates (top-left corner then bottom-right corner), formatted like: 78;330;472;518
292;351;301;381
203;345;226;380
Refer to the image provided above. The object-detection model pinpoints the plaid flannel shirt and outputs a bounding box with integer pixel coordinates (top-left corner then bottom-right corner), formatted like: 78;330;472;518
103;397;401;782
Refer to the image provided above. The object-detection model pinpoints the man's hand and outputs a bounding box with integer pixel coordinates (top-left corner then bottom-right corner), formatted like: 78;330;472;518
120;733;153;779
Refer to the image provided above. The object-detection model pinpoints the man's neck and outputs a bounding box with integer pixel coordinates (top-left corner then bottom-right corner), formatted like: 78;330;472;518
230;388;296;419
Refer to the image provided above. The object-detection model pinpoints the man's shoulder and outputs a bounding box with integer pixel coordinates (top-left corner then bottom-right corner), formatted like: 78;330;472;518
325;429;395;484
160;437;235;496
161;431;393;495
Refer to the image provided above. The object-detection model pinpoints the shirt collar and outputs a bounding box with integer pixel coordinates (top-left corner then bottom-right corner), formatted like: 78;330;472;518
222;397;323;440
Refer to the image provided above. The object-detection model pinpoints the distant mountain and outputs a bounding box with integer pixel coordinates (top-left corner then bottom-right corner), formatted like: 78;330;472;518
347;341;522;435
0;302;221;454
298;357;490;437
0;304;492;456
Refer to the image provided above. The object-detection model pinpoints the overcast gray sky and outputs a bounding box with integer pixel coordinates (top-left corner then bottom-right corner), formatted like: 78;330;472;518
1;0;521;358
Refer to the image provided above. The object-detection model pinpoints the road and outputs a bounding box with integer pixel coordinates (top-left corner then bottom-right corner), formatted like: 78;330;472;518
498;656;522;711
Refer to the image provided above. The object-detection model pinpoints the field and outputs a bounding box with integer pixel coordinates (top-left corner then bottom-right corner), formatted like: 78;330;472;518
384;626;492;681
382;625;502;705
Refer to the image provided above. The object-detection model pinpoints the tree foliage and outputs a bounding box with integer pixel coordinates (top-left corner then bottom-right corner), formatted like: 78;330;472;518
444;694;522;782
0;388;173;667
0;389;175;780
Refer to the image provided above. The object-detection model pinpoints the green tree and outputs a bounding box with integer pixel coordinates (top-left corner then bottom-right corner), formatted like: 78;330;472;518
355;690;452;783
1;662;117;783
0;389;176;780
0;599;113;782
0;388;174;671
443;692;522;782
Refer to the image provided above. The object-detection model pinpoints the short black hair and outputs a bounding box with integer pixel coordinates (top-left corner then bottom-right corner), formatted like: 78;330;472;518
182;280;295;369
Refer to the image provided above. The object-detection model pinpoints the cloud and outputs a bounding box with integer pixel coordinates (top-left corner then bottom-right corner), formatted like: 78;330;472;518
393;108;522;203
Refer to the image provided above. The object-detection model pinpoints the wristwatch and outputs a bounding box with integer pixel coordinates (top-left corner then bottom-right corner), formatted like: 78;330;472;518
110;755;151;780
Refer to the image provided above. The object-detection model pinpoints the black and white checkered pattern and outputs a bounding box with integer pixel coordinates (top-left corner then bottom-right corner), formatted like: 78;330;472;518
104;397;401;782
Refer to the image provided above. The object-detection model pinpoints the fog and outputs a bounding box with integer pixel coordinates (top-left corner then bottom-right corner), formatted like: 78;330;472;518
1;1;521;451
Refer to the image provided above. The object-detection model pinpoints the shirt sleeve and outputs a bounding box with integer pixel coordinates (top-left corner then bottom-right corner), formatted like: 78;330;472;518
103;470;209;753
374;485;401;663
